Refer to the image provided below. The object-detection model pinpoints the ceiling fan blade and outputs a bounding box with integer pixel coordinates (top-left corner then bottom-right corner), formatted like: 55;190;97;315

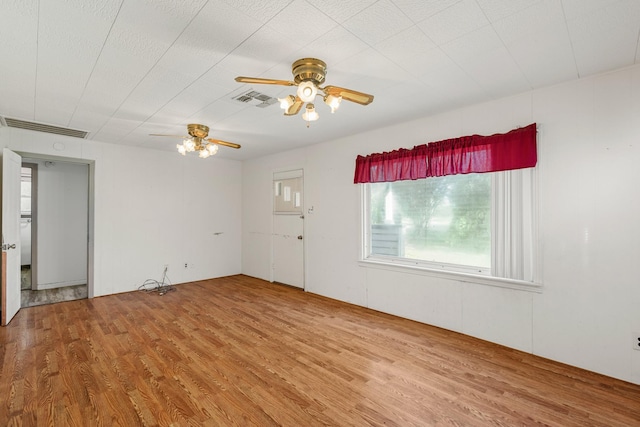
284;97;304;116
149;134;188;138
206;138;241;149
235;76;295;86
323;85;374;105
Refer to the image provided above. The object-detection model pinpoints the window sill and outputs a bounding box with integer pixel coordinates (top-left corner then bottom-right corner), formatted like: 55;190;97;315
359;258;543;293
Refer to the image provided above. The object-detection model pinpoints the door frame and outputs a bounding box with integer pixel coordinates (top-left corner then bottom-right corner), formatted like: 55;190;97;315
271;168;305;289
18;152;95;299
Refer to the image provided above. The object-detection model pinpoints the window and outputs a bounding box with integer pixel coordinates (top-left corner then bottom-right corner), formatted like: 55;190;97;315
363;168;537;283
369;173;490;271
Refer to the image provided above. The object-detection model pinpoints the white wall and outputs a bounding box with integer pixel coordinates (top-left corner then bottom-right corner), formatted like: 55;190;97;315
32;159;88;289
241;64;640;385
0;127;243;296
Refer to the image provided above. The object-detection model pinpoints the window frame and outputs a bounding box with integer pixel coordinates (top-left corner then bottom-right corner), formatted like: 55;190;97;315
360;169;542;292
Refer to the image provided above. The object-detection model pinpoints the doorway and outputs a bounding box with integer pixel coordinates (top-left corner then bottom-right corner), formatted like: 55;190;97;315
19;158;89;307
20;164;36;293
272;169;304;289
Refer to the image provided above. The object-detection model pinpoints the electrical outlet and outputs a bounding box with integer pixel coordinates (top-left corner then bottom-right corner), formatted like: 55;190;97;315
634;333;640;351
184;263;188;269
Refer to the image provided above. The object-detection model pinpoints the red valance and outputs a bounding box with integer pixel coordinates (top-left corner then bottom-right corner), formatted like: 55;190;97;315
354;123;537;183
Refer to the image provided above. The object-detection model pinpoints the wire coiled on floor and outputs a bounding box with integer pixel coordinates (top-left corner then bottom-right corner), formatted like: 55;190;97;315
138;267;175;295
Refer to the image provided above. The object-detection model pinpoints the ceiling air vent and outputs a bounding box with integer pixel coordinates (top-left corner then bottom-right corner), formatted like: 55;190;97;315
232;90;278;108
1;117;89;138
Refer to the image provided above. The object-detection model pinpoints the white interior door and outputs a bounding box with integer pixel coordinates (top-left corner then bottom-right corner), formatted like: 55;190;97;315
273;171;304;289
2;148;22;325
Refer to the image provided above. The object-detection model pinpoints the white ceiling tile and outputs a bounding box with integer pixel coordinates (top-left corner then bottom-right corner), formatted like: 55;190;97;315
192;99;258;128
153;81;232;122
34;94;79;126
491;0;565;46
417;0;490;45
372;78;453;123
106;24;172;64
78;54;153;105
0;0;38;120
506;27;578;88
305;0;377;23
173;0;263;59
343;0;414;45
475;0;544;22
35;0;121;124
113;67;198;124
440;25;503;65
69;110;112;134
459;47;531;98
568;0;640;77
151;47;228;82
419;63;489;110
219;0;293;23
116;0;207;44
414;47;468;80
560;0;620;21
225;25;304;66
440;24;530;97
68;0;209;130
292;27;370;65
93;117;143;141
0;93;35;123
332;49;413;90
266;0;339;46
0;0;38;54
392;0;462;23
374;26;438;76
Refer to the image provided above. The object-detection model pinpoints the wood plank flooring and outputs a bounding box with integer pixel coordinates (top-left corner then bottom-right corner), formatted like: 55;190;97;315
1;275;639;426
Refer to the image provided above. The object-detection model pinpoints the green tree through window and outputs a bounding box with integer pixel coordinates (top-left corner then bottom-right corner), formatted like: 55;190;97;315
369;173;491;269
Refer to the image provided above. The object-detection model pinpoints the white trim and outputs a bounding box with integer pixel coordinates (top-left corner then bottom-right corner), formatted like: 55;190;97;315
19;152;95;299
359;258;543;293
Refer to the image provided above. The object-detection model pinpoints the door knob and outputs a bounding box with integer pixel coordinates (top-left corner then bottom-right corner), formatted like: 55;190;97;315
297;235;303;240
1;243;15;250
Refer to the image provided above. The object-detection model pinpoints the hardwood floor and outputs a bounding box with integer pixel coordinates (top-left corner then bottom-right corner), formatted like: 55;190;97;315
1;275;639;426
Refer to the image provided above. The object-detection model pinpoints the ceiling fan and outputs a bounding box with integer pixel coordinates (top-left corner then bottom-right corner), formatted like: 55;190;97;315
150;124;240;158
235;58;374;126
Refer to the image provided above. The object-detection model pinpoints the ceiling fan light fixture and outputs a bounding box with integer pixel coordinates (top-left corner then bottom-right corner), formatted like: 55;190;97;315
324;94;342;113
297;81;317;103
278;94;296;111
302;103;319;126
184;137;196;152
153;123;240;157
235;58;373;126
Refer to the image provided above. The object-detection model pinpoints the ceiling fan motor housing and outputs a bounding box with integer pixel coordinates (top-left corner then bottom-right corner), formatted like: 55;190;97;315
292;58;327;85
187;123;210;139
